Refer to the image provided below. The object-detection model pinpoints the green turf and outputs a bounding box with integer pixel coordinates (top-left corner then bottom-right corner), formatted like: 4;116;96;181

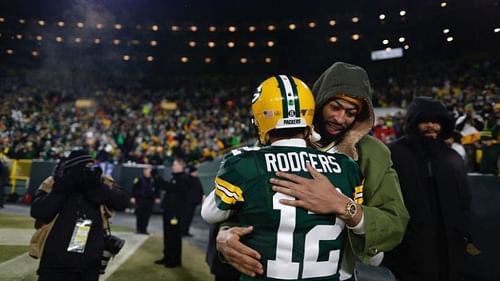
0;245;31;263
0;213;35;229
107;235;213;281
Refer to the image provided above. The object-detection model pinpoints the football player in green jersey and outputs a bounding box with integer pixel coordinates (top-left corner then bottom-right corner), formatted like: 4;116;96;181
202;75;364;281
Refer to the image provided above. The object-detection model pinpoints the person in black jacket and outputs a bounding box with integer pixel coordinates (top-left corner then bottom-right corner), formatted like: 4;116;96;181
385;97;472;281
154;158;189;268
181;165;204;236
31;149;128;281
130;166;160;235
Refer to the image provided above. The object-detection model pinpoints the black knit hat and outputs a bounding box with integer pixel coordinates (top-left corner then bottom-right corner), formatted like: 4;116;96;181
64;149;95;170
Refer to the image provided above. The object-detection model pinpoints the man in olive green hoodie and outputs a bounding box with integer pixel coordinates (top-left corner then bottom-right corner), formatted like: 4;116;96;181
216;62;409;280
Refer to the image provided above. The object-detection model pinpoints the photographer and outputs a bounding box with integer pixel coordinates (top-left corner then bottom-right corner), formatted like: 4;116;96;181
31;149;128;281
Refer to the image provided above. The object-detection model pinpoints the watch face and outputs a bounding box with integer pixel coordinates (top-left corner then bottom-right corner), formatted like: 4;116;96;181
347;202;357;216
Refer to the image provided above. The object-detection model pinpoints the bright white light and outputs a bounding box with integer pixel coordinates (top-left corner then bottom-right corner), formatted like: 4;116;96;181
352;34;360;40
32;51;38;57
113;39;120;45
94;38;101;44
189;41;196;47
146;56;154;62
190;26;198;32
36;35;43;41
152;25;159;31
227;41;235;48
208;41;215;48
404;45;409;50
494;28;500;33
96;23;103;29
6;49;14;55
446;36;454;42
248;41;255;48
240;57;248;64
19;19;25;24
383;39;389;45
171;25;179;31
209;26;216;32
308;22;316;28
0;17;4;23
400;10;406;16
289;23;296;30
205;57;212;63
329;36;338;43
228;26;236;32
267;25;275;31
114;24;122;30
74;37;81;43
150;40;158;46
56;36;63;43
249;26;256;32
57;21;65;27
77;22;84;28
38;20;45;26
352;16;359;23
329;20;337;26
379;14;386;20
181;56;188;63
441;2;447;8
265;57;272;63
123;55;130;61
16;34;22;40
443;28;450;34
267;41;275;47
398;37;405;43
385;47;392;51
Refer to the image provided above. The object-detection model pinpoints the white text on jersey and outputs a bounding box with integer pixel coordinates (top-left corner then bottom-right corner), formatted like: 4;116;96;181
264;152;341;173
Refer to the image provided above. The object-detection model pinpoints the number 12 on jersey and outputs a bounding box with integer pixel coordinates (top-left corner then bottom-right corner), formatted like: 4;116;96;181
267;193;344;280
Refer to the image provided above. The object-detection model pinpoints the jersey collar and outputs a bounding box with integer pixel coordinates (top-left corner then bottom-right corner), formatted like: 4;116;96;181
271;138;307;148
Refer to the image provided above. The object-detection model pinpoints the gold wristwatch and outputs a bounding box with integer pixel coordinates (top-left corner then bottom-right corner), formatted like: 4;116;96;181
338;199;358;220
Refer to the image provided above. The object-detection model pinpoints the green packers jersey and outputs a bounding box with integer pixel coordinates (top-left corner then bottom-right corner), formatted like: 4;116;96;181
213;145;363;281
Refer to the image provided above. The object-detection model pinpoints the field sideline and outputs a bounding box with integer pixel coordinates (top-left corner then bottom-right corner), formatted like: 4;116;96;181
0;211;213;281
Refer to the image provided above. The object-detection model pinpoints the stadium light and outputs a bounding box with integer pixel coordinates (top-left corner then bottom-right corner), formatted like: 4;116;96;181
443;28;450;34
441;2;447;8
379;14;386;20
0;17;4;23
94;38;101;44
57;21;65;27
209;26;216;32
240;57;248;64
227;41;235;48
114;24;122;30
146;55;154;62
56;36;63;43
181;56;188;63
189;41;196;47
329;36;338;43
289;23;296;30
329;20;337;26
16;34;23;40
38;20;45;26
150;40;158;46
352;34;360;40
494;28;500;33
152;24;159;31
96;23;103;29
77;22;84;28
208;41;215;48
36;35;43;41
19;19;26;24
267;24;275;31
205;57;212;63
248;41;256;48
249;26;256;32
123;55;130;61
265;57;272;63
267;41;275;47
398;37;405;43
190;25;198;32
171;25;179;31
308;22;316;28
446;36;454;42
74;37;82;43
113;39;120;45
400;10;406;16
32;51;38;57
383;39;389;45
229;26;237;32
6;49;14;55
404;44;410;50
352;16;359;23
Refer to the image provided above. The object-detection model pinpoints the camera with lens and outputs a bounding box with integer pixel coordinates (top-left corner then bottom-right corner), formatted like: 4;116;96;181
99;234;125;274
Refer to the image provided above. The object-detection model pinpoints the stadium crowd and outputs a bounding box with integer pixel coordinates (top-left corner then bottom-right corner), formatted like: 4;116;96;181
0;57;498;174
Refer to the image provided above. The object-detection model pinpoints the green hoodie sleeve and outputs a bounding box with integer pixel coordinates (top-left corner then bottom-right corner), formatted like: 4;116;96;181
348;135;409;259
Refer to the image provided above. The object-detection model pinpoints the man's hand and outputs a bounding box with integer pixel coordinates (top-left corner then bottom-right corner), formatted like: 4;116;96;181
270;162;351;215
216;226;263;277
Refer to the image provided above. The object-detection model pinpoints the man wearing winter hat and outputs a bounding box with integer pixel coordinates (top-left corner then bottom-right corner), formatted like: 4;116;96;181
385;97;471;281
31;149;128;281
216;62;409;280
